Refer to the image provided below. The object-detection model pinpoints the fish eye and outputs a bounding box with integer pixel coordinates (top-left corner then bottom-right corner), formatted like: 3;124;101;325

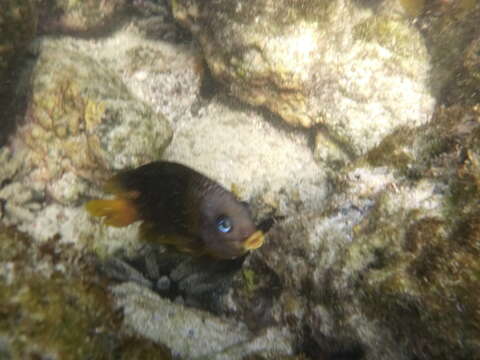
216;215;233;233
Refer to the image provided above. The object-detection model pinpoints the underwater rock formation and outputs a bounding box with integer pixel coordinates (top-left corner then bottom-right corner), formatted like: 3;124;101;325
0;0;36;81
0;0;37;145
38;0;130;35
253;104;480;359
169;0;436;160
15;40;172;204
0;225;172;360
416;0;480;100
113;282;294;359
1;1;479;359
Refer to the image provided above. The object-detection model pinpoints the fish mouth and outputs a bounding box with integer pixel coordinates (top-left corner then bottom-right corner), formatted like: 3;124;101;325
243;230;265;251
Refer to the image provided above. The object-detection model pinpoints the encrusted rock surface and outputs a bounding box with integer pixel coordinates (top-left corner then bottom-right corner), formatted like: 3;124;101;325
15;39;172;204
170;0;436;159
416;0;480;99
1;1;480;359
0;0;37;145
250;104;480;359
0;0;36;80
113;282;293;359
0;225;171;360
38;0;130;35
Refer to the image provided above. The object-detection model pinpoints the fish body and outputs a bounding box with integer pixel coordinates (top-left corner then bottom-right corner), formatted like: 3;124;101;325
86;161;264;259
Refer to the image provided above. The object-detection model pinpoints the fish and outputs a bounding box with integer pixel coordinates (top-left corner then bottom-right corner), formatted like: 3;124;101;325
85;161;265;259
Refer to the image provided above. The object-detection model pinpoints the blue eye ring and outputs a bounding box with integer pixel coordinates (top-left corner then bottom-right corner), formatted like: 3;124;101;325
216;215;233;233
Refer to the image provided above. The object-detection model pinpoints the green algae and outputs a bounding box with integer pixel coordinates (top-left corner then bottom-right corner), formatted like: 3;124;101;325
353;15;423;59
364;126;415;173
0;226;171;359
358;211;480;359
350;103;480;359
242;268;260;294
421;0;480;96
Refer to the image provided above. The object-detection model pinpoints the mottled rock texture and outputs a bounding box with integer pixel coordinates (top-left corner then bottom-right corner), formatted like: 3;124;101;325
37;0;130;35
0;0;37;145
16;40;172;204
113;282;293;359
1;2;479;359
0;0;36;80
416;0;480;100
0;226;171;360
250;104;480;359
170;0;436;159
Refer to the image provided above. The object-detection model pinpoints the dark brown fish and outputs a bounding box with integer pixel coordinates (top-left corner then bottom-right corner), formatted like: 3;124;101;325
85;161;264;259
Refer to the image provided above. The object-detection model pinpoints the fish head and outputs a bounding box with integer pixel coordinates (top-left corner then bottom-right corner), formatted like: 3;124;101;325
198;190;264;259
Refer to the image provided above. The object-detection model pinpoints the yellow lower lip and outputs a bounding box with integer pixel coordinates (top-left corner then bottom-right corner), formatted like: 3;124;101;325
243;230;265;251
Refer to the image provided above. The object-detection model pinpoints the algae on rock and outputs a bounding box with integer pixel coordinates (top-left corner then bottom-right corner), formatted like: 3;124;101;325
239;99;480;360
0;226;171;360
170;0;436;159
0;0;36;81
37;0;130;35
15;40;172;204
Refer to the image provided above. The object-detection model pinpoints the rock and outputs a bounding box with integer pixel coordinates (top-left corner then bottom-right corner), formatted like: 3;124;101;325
0;0;36;80
112;281;294;359
156;276;171;291
130;0;190;42
0;0;37;145
38;0;130;35
416;0;480;99
444;25;480;105
15;39;172;204
464;35;480;91
251;104;480;359
0;225;172;360
6;5;479;359
170;0;436;158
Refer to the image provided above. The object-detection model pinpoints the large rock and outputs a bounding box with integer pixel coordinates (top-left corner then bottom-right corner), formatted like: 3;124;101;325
113;282;294;359
0;225;172;360
1;26;324;263
251;104;480;359
170;0;436;160
15;39;172;204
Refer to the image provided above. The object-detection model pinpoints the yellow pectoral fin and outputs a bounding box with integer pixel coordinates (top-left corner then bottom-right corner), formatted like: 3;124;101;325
243;230;265;251
85;199;139;227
